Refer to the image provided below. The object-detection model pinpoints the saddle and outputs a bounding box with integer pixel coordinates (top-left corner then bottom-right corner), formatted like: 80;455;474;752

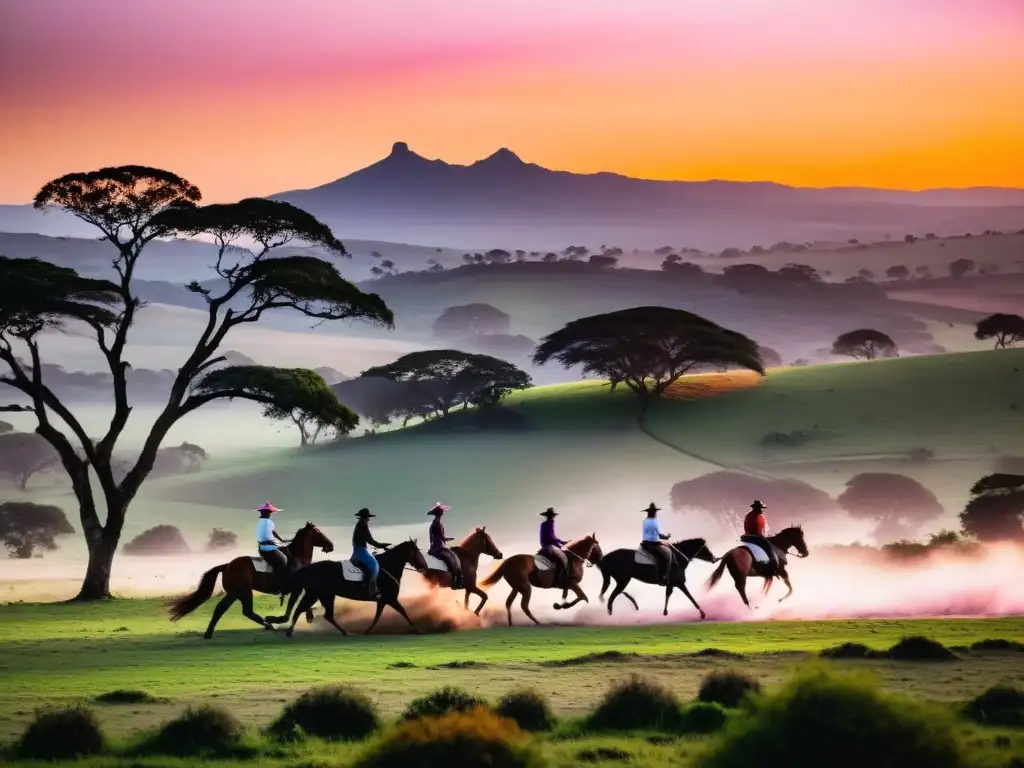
634;548;657;566
340;560;368;582
533;552;555;571
250;550;289;574
424;553;451;572
739;537;786;577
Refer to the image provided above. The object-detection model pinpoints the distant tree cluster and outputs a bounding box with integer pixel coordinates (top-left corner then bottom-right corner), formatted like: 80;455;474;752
831;329;898;361
0;501;75;558
975;314;1024;349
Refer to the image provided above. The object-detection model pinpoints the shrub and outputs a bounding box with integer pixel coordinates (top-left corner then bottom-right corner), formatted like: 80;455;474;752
141;705;247;756
402;687;490;722
269;685;380;741
94;689;163;704
206;528;238;552
15;706;106;760
696;667;965;768
819;642;879;659
353;707;543;768
971;638;1024;653
122;525;190;556
963;685;1024;727
698;670;761;708
681;701;728;734
886;636;955;661
496;689;556;732
587;675;683;732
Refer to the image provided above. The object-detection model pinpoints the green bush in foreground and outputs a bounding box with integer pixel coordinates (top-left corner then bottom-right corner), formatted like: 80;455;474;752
697;667;966;768
681;701;728;734
354;707;545;768
15;705;106;760
496;689;557;732
963;685;1024;727
587;675;683;732
402;686;490;722
269;685;380;742
139;704;248;757
697;669;761;708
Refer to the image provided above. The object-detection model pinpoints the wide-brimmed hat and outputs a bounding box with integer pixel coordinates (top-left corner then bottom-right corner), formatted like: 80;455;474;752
355;508;375;518
540;507;558;518
256;502;281;514
427;503;451;516
642;502;661;514
750;500;766;511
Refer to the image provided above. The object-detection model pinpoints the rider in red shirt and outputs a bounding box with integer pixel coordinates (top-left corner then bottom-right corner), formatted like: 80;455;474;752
741;500;778;570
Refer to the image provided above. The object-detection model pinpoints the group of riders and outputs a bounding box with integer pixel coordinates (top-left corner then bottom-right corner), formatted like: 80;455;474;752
256;497;782;598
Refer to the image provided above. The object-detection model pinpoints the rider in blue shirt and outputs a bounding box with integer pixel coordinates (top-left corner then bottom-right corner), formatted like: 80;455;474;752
640;502;672;585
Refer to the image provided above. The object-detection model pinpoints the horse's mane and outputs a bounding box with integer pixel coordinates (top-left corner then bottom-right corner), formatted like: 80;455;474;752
566;535;597;550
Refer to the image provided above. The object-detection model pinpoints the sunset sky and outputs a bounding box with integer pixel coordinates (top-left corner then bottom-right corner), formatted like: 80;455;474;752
2;0;1023;202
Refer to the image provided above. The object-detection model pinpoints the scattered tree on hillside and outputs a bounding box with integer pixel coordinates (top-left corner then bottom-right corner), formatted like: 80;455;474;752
831;329;898;361
654;246;675;256
206;528;238;552
720;263;773;293
836;473;944;544
949;258;975;278
332;376;417;428
974;313;1024;349
533;306;764;414
960;474;1024;542
669;471;839;534
915;265;932;278
757;346;783;369
0;501;75;559
0;166;393;599
904;234;917;244
122;525;190;556
461;253;475;266
515;250;527;261
719;247;744;259
197;366;358;447
0;432;60;490
370;250;383;260
152;442;209;476
379;259;397;275
857;268;875;280
362;350;531;420
588;254;619;269
432;303;511;338
777;263;821;285
885;265;910;281
662;257;704;278
485;249;512;264
0;420;12;434
541;252;558;263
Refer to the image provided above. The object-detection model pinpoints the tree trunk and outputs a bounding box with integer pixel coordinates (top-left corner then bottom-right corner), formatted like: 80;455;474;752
76;529;118;600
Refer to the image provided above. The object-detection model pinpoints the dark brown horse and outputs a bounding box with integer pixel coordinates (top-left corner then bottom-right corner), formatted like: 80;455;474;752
420;527;504;614
705;526;809;609
598;538;717;618
273;539;429;637
167;522;334;638
480;534;603;626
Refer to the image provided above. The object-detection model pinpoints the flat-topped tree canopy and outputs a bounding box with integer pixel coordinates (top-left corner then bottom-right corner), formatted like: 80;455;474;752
534;305;764;412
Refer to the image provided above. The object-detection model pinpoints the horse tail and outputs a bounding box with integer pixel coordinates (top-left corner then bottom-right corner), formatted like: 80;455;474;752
705;558;727;591
480;560;507;588
168;564;227;621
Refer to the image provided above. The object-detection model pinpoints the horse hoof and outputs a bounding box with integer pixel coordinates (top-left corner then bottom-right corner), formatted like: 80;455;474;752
663;609;668;617
552;603;562;610
699;611;707;620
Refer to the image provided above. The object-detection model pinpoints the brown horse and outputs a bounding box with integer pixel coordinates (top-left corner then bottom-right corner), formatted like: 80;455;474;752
704;526;809;609
421;527;504;614
167;522;334;638
480;534;603;626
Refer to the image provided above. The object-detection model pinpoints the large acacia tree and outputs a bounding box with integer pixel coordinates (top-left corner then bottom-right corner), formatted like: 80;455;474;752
836;473;943;544
533;306;764;413
0;166;393;599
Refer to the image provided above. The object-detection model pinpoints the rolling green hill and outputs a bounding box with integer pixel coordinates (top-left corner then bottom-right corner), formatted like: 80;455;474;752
136;348;1024;546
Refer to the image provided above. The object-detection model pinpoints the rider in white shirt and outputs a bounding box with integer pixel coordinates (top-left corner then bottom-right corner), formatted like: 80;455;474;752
640;502;673;585
255;502;290;592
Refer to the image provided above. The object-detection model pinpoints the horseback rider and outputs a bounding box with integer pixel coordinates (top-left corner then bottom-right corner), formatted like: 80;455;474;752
352;508;390;599
256;502;294;594
427;502;463;588
741;500;779;571
539;507;570;588
640;502;673;585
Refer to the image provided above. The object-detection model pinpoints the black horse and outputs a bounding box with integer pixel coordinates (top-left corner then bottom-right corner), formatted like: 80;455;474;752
267;539;429;636
598;538;717;618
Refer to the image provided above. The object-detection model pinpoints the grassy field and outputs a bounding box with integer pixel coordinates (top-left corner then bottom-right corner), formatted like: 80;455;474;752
0;597;1021;744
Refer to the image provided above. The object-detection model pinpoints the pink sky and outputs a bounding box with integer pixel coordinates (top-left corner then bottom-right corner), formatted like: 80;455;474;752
2;0;1023;201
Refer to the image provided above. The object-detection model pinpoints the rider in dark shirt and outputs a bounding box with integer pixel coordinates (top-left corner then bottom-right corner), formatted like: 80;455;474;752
427;503;462;588
539;507;570;588
351;508;390;598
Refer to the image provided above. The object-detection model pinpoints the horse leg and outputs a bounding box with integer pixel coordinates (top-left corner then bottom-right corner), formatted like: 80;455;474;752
365;600;387;635
318;593;347;636
505;589;519;627
469;585;488;616
285;591;318;637
606;577;630;615
559;583;589;610
518;584;542;625
778;569;794;603
388;599;418;634
677;579;707;620
727;557;753;609
762;577;774;595
203;593;237;640
239;590;271;630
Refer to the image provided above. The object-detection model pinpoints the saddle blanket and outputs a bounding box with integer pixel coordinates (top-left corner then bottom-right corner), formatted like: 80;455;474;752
634;548;657;566
424;553;449;572
533;554;554;571
740;542;770;564
250;556;276;574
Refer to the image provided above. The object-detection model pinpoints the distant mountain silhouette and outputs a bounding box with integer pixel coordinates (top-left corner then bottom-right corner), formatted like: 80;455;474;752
269;142;1024;249
4;143;1023;249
